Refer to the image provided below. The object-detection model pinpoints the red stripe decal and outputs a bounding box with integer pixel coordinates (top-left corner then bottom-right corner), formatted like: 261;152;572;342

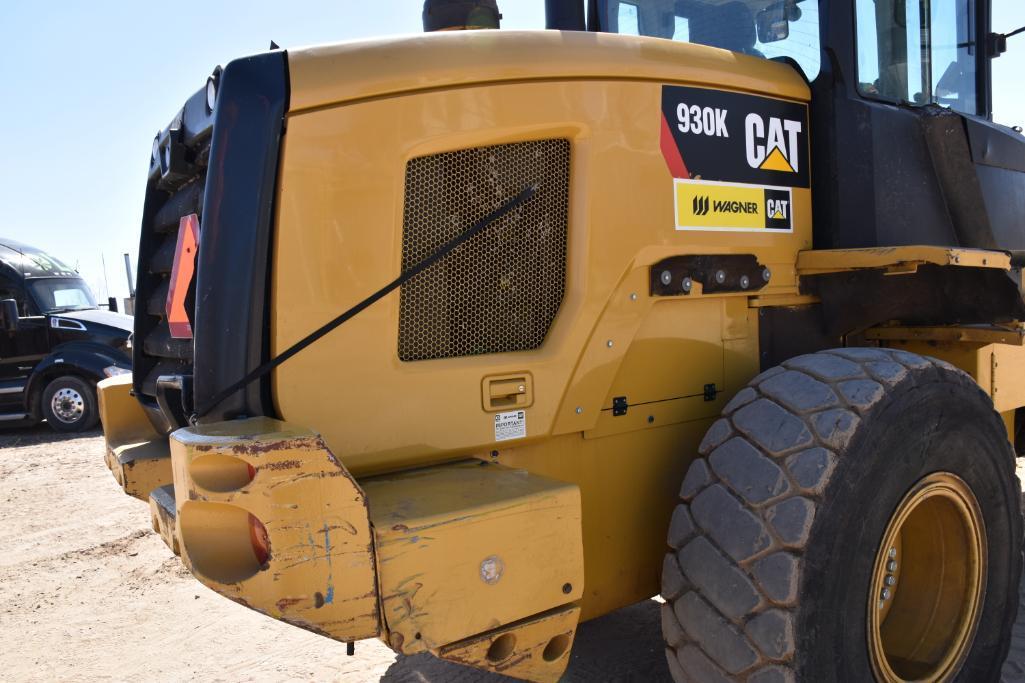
166;214;200;339
660;112;689;179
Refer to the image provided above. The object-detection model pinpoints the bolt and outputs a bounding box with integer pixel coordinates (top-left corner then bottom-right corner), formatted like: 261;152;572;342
562;583;573;594
630;292;638;301
715;269;726;284
575;406;583;414
660;270;672;285
881;587;892;601
887;560;897;572
681;277;693;293
762;267;772;282
647;415;654;424
517;385;525;393
885;575;896;586
888;547;897;559
739;275;750;289
606;340;614;348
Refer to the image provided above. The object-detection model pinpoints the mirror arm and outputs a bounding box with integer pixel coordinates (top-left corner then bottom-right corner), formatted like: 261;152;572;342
989;25;1025;58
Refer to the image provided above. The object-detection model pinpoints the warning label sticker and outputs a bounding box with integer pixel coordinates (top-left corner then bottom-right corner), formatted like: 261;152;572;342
674;178;793;232
494;410;526;442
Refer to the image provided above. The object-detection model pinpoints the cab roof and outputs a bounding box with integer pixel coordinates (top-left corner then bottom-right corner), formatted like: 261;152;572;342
0;238;79;279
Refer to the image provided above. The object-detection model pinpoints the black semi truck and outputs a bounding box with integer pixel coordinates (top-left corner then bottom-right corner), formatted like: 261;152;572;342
0;238;132;432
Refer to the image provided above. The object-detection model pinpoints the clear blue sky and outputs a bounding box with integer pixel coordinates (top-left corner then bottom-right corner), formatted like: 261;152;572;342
1;1;1023;306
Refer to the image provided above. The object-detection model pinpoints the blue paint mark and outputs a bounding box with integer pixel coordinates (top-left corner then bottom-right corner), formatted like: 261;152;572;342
307;529;317;566
323;523;334;604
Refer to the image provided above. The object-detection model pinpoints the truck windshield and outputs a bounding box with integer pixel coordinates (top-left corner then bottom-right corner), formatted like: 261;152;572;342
28;278;98;313
599;0;820;80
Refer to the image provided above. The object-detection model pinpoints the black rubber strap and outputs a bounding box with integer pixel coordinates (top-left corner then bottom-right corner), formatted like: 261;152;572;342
193;183;537;420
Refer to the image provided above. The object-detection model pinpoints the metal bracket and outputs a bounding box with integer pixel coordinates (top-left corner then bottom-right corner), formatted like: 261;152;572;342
704;384;718;402
650;254;770;297
612;396;628;416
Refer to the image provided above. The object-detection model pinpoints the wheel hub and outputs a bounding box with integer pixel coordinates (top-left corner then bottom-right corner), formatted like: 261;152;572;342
51;387;85;423
868;472;986;682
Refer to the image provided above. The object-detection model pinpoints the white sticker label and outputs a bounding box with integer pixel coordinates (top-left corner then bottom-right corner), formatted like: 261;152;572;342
494;410;526;442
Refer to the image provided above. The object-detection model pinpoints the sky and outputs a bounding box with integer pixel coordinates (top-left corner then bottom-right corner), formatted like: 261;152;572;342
1;1;1023;307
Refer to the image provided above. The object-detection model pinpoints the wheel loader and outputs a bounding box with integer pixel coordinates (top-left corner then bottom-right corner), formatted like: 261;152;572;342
98;0;1025;680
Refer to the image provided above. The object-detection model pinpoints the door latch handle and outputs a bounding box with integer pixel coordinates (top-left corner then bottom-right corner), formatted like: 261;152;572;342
482;373;533;411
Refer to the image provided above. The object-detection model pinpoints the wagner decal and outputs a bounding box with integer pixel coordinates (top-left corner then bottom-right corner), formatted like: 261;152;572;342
660;85;809;189
674;179;793;232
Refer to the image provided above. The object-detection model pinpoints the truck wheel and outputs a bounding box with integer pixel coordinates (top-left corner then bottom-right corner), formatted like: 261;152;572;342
660;348;1022;682
41;375;99;433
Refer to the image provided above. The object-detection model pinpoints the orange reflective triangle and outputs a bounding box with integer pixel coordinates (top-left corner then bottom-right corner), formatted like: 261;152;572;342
759;146;795;173
166;214;199;339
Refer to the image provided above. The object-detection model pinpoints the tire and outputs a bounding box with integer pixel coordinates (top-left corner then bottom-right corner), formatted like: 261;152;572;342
41;375;99;433
660;348;1023;682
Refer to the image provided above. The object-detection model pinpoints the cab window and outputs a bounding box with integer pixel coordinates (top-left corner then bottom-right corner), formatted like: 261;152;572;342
856;0;978;115
605;1;821;81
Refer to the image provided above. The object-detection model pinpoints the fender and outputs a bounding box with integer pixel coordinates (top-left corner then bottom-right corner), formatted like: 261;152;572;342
25;341;131;416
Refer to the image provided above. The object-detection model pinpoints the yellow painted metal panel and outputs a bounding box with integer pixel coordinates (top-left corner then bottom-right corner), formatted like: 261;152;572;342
115;440;172;501
796;246;1010;275
97;375;169;500
498;422;710;621
287;30;810;112
97;374;161;444
601;297;725;407
170;418;381;642
435;604;580;682
272;77;809;477
364;461;583;654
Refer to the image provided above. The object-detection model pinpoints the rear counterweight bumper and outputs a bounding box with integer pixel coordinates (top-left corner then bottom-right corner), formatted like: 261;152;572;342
166;417;584;681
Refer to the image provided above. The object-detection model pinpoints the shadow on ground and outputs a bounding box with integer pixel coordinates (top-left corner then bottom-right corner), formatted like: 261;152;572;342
0;423;101;448
382;599;671;682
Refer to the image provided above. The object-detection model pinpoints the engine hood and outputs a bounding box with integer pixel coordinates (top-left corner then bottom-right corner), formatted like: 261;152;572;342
56;308;133;333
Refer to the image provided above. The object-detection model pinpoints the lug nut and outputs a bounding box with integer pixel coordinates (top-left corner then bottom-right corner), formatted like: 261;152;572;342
885;575;896;586
881;588;892;601
887;560;897;572
888;547;897;559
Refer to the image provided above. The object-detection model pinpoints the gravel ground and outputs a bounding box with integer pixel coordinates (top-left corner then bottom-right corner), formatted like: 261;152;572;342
0;425;1023;682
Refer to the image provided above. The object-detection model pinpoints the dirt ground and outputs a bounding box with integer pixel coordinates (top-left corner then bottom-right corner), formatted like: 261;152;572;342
1;426;1024;682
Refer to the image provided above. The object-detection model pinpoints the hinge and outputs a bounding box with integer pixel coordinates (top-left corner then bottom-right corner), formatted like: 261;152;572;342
612;396;628;416
704;384;718;402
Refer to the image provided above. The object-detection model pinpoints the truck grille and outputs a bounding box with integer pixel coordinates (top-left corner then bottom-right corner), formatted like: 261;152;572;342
398;139;570;361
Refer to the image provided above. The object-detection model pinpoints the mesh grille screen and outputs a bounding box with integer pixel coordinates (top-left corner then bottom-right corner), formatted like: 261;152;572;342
399;139;570;361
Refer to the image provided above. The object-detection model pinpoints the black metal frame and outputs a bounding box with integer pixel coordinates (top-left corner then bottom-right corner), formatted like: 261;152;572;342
192;52;289;424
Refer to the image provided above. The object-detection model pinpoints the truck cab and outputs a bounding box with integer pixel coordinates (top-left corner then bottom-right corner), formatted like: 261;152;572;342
0;238;132;431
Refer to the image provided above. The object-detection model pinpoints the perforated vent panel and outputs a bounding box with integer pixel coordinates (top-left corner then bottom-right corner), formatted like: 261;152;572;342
399;139;570;361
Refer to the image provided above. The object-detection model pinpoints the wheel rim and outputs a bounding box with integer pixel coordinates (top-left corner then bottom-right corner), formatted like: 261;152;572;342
868;472;986;682
51;387;85;424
